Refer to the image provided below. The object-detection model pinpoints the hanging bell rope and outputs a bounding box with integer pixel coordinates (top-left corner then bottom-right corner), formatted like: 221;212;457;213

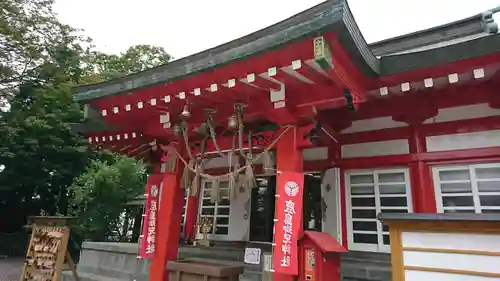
228;134;237;200
165;148;178;173
187;137;207;193
206;114;225;158
181;159;195;189
261;149;274;171
210;179;220;203
190;159;203;196
181;123;195;161
243;131;257;189
237;173;245;193
174;125;293;181
228;172;236;199
237;109;246;158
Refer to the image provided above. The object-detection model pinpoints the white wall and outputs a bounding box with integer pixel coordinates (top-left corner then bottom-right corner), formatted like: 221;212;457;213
402;231;500;280
424;103;500;124
341;139;409;158
321;168;342;244
228;183;251;241
426;130;500;152
339;103;500;157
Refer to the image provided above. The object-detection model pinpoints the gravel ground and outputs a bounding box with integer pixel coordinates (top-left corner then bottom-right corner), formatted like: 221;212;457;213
0;258;24;281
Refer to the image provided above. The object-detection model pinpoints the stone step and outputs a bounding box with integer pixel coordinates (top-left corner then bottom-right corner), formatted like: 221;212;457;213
63;267;261;281
184;257;263;281
61;271;122;281
178;245;247;262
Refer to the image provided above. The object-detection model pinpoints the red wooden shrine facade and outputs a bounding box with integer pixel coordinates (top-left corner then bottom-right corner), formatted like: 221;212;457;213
73;1;500;281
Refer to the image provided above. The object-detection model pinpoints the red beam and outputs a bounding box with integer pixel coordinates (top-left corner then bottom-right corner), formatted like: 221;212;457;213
88;114;500;153
88;113;500;160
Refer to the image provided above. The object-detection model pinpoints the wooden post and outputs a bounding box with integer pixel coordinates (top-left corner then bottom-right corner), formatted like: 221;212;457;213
274;127;303;281
149;143;185;281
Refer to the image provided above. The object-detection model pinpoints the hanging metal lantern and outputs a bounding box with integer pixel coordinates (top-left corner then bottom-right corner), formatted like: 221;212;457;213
227;114;238;130
180;104;191;119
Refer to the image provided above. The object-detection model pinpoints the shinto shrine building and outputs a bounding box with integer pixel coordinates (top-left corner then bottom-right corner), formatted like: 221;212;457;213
73;1;500;281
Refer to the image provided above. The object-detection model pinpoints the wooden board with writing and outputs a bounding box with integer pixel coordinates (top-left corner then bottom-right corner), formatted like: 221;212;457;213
19;225;70;281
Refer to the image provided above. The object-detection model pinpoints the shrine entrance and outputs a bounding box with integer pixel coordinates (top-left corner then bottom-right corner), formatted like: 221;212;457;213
248;172;324;243
72;0;500;280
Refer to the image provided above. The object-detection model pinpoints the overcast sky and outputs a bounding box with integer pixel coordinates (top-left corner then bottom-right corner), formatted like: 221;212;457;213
54;1;499;59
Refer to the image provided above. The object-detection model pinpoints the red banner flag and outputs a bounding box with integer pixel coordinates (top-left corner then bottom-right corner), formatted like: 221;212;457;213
273;171;304;275
139;177;161;258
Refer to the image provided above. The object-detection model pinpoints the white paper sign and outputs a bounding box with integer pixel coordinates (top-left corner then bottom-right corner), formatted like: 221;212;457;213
244;248;262;265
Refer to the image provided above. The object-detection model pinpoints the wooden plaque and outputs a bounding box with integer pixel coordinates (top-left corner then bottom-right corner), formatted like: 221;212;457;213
19;225;70;281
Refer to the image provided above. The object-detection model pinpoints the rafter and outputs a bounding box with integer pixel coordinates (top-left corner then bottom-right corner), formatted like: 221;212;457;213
312;35;368;108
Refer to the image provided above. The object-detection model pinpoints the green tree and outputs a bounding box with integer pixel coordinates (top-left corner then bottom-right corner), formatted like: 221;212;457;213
69;154;147;241
0;40;91;231
0;82;89;230
0;0;169;238
83;45;171;81
0;0;87;105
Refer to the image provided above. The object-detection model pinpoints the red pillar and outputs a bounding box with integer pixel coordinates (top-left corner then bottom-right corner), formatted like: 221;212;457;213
408;125;437;213
149;144;185;281
274;127;303;281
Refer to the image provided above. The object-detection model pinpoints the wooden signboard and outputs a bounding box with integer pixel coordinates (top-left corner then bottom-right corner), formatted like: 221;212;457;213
20;217;79;281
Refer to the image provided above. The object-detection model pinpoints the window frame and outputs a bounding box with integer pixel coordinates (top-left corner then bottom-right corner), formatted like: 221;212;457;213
345;168;413;253
196;179;231;241
180;185;189;236
433;163;500;214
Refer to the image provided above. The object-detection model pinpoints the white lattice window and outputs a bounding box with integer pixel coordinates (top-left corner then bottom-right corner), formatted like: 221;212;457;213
197;180;230;239
433;163;500;214
346;168;413;252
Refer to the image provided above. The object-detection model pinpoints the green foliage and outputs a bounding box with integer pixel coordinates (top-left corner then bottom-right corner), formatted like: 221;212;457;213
84;45;171;81
0;49;89;231
70;154;147;241
0;0;171;238
0;0;89;101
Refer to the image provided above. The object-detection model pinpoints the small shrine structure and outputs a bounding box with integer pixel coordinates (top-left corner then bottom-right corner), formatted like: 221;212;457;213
73;1;500;281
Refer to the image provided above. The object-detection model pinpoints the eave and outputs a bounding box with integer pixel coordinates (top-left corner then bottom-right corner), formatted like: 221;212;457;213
73;0;362;102
72;1;499;103
73;0;500;159
369;9;498;57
